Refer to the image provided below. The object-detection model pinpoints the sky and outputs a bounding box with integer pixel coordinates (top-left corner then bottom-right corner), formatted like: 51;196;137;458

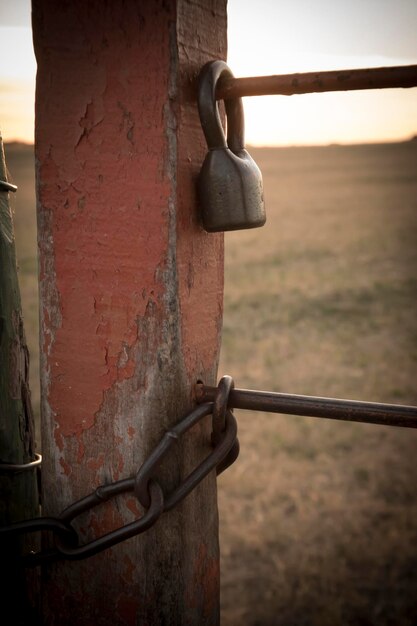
0;0;416;146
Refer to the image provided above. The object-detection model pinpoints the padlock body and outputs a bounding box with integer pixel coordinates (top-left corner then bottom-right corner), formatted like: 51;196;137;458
198;148;266;232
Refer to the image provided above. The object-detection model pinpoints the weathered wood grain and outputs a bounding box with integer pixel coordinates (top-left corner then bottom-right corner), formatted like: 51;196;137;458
0;136;39;622
32;1;226;623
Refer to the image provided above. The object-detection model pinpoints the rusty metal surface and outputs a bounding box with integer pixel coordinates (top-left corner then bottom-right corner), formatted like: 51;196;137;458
216;64;417;99
163;411;237;511
196;383;417;428
135;400;238;511
212;375;234;443
56;479;165;561
0;400;240;564
211;375;240;475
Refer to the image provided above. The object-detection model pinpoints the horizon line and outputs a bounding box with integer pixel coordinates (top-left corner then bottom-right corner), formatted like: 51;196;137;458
4;135;416;150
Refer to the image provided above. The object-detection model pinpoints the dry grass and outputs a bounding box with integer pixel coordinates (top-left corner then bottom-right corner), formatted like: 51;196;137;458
6;140;417;625
218;143;417;625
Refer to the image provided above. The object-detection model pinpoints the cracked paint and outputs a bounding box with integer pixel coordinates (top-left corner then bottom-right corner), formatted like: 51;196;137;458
34;0;226;624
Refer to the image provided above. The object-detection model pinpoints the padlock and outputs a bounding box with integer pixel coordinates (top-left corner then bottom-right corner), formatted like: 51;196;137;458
197;60;266;232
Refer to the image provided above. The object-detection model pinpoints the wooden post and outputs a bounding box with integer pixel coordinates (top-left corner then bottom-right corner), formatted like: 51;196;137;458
32;1;226;624
0;137;39;620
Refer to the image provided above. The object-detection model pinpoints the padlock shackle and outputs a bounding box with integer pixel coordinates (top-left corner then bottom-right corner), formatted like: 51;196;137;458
198;60;245;154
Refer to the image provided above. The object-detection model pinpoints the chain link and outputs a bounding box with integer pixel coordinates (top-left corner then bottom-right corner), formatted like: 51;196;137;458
3;370;415;566
54;479;164;562
1;383;239;566
211;375;234;444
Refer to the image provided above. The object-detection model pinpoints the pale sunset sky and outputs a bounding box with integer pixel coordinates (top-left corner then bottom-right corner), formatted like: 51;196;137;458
0;0;416;146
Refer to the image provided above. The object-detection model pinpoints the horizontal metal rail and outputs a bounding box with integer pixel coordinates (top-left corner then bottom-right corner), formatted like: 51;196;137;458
216;64;417;99
196;385;417;428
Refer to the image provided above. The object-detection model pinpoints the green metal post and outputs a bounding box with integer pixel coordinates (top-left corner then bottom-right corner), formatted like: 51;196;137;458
0;135;40;622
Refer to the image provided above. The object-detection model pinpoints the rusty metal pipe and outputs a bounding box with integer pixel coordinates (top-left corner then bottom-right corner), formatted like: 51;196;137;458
196;385;417;428
216;64;417;99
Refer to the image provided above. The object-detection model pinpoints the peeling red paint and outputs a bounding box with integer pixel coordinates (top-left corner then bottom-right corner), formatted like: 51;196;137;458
34;0;226;623
54;428;64;452
86;452;105;471
126;497;141;518
116;593;139;625
76;439;85;463
177;228;224;377
186;543;220;618
87;503;124;539
59;457;72;476
123;555;135;585
113;451;124;480
176;65;224;378
37;40;170;440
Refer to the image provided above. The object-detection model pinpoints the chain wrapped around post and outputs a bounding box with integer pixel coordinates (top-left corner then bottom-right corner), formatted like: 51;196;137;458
4;371;414;566
196;380;417;428
0;383;240;566
211;375;240;475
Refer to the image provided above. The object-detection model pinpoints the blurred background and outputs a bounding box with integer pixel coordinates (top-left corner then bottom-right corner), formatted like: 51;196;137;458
1;1;417;624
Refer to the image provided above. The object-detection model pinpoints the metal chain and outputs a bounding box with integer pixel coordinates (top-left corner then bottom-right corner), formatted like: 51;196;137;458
212;375;234;444
1;383;239;566
210;375;240;474
4;372;415;566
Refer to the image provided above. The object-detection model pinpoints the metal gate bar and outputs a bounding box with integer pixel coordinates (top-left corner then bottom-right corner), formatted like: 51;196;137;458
216;64;417;99
196;384;417;428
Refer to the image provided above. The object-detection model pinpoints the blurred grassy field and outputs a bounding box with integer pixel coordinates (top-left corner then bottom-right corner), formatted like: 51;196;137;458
5;140;417;625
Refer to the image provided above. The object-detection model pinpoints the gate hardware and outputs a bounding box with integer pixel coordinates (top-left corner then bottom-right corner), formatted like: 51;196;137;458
0;179;17;192
211;374;234;443
215;64;417;100
3;59;417;573
1;517;78;549
196;380;417;429
55;479;164;561
135;404;237;511
197;60;266;232
210;374;240;474
1;394;238;565
2;374;416;566
0;452;42;473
